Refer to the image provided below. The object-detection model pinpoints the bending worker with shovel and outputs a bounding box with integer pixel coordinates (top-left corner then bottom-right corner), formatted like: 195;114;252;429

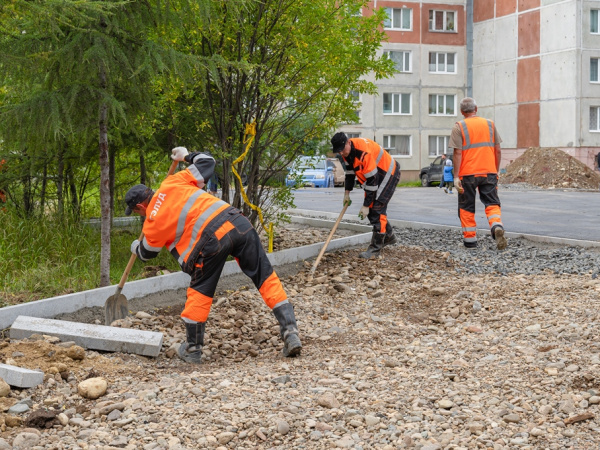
124;147;302;363
331;132;401;259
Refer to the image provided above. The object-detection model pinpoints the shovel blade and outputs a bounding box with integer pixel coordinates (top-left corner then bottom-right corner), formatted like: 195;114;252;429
104;294;129;326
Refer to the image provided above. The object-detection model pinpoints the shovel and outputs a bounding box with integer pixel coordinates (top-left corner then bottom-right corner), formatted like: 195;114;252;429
309;204;349;277
104;159;179;325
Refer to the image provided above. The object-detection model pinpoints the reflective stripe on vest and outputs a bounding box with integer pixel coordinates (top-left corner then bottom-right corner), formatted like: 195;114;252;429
457;117;497;176
175;197;228;265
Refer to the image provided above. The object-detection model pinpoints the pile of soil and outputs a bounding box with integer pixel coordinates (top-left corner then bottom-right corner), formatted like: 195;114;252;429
501;147;600;189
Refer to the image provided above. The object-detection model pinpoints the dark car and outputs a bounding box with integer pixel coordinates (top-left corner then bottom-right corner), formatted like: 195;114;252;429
420;155;453;187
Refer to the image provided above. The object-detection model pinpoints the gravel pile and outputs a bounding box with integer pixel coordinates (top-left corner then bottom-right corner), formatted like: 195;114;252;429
1;228;600;450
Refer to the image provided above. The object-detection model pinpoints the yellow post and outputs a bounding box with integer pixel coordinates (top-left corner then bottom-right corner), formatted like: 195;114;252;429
268;223;273;253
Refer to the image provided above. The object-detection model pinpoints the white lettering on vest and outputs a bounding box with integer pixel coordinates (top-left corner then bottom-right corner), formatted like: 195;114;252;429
148;192;167;221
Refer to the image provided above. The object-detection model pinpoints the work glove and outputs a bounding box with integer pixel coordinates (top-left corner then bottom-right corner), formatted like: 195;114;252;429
358;205;369;220
130;239;141;257
343;192;352;207
454;177;463;194
171;146;189;162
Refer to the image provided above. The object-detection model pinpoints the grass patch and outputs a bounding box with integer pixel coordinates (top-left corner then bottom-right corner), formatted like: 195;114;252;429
0;212;180;308
398;180;422;188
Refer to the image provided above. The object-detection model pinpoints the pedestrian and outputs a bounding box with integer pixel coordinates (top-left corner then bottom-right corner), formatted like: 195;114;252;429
207;171;219;196
124;147;302;363
449;97;507;250
439;154;447;189
443;158;454;194
330;132;401;258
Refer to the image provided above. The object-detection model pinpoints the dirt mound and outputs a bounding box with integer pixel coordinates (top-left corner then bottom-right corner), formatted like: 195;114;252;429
501;147;600;189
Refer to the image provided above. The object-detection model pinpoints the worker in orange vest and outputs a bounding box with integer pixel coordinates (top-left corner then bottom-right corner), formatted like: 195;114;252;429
331;133;401;258
124;147;302;363
449;97;507;250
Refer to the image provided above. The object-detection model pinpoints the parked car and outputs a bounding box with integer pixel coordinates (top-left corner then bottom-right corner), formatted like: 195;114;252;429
327;158;345;187
419;154;453;187
286;156;334;188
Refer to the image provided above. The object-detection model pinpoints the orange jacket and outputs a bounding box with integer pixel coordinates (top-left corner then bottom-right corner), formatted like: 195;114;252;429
343;138;398;207
138;152;231;268
457;117;498;177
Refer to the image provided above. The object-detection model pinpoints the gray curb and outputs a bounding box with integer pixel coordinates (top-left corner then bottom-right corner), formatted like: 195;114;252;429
0;218;372;329
287;209;600;248
3;210;597;330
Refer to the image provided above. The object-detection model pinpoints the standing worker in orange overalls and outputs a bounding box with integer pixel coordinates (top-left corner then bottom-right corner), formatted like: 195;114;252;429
330;133;401;259
124;147;302;363
449;97;507;250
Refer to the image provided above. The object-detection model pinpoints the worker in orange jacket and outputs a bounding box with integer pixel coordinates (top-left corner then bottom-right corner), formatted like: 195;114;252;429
449;97;507;250
124;147;302;363
331;133;401;258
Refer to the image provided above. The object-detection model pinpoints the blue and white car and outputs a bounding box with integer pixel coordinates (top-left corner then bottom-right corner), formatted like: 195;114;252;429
286;156;335;188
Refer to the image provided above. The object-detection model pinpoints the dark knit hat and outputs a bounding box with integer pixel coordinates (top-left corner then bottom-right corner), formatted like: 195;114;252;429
331;132;348;153
124;184;154;216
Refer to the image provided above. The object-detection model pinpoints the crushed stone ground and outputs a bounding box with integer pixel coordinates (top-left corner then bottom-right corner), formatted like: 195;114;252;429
2;230;600;449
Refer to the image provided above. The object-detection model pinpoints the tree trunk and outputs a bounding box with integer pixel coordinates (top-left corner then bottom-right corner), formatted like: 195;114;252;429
56;145;64;218
98;63;111;287
109;145;115;221
140;152;147;186
67;163;79;219
40;160;47;216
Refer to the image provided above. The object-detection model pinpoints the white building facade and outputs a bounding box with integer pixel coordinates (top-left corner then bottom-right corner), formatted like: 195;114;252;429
336;0;600;181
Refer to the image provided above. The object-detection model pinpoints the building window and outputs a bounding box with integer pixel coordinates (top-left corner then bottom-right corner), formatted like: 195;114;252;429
383;135;411;156
384;8;412;31
429;52;456;73
428;136;449;156
384;50;412;73
347;133;361;139
590;107;600;131
429;94;455;116
383;93;411;115
592;58;599;82
429;10;456;32
592;9;599;34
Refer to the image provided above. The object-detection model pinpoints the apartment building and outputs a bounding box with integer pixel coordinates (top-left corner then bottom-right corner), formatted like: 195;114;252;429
337;0;600;181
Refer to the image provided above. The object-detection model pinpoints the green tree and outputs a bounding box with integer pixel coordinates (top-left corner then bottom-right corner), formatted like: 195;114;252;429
0;0;202;285
149;0;393;226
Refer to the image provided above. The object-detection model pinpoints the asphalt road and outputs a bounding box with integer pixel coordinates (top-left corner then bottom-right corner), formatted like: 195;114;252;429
291;186;600;242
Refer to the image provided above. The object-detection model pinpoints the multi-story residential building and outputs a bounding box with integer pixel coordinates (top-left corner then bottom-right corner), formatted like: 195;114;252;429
337;0;600;181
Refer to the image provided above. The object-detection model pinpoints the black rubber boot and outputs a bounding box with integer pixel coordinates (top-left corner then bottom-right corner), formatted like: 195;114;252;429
177;321;205;364
272;302;302;357
359;232;385;258
383;226;397;247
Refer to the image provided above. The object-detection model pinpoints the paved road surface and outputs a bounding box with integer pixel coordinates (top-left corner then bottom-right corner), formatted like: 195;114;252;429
291;186;600;242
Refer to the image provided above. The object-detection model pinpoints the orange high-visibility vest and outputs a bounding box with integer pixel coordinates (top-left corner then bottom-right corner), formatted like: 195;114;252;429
457;117;498;177
142;169;229;267
347;138;397;186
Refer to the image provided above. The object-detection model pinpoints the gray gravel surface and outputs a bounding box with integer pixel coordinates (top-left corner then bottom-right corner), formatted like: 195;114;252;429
3;223;600;450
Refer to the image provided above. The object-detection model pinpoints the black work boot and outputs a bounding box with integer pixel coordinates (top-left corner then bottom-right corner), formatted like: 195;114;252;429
383;226;397;247
177;321;205;364
359;232;385;258
272;302;302;357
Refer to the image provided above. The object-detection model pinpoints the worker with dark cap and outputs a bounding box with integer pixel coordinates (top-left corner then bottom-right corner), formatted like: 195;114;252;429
124;147;302;363
330;132;401;258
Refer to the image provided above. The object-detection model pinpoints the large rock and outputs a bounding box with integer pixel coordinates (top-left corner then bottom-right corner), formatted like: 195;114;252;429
0;378;9;397
77;377;108;399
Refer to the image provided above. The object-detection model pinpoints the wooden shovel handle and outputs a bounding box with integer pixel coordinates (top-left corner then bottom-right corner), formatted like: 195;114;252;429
310;204;349;275
117;159;180;289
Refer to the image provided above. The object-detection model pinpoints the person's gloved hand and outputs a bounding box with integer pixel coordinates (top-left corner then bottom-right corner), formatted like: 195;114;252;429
343;192;352;207
454;177;463;194
130;239;140;256
171;146;189;161
358;206;369;220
